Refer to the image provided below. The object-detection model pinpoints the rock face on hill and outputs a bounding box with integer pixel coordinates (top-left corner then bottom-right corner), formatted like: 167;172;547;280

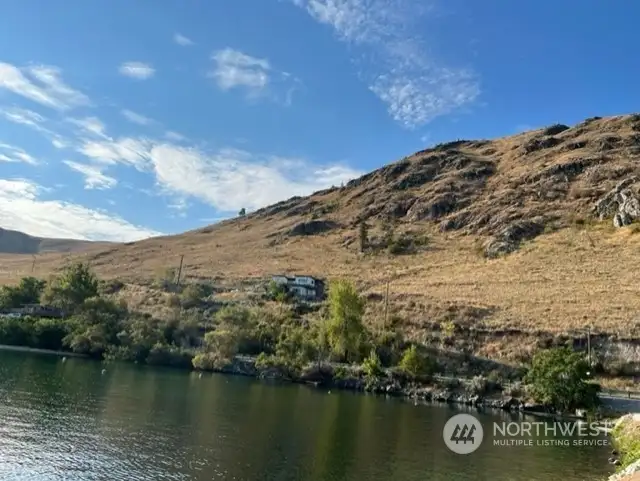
0;227;103;254
238;113;640;257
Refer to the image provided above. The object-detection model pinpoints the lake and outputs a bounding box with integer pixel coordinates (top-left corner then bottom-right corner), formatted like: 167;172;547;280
0;350;613;480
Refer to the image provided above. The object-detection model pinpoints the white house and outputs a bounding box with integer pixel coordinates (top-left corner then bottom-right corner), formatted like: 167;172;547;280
271;275;325;301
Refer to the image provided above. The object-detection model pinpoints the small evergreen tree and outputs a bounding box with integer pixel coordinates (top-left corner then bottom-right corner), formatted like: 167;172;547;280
238;207;246;217
358;222;368;252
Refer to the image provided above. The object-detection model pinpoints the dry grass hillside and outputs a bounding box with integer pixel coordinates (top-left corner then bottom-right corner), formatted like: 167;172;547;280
2;114;640;369
0;227;108;255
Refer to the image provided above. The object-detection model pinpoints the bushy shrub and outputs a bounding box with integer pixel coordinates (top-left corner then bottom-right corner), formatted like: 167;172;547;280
398;345;434;378
0;277;45;309
33;318;69;350
362;349;383;380
180;283;213;308
0;316;37;346
43;262;99;312
525;347;600;411
98;279;125;296
192;352;229;371
370;329;404;366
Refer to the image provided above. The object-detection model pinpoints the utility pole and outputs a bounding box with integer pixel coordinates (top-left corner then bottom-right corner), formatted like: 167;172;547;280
587;326;592;368
384;280;390;329
176;255;185;287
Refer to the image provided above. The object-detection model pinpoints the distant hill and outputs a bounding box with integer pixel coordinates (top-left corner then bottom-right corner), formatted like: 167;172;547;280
0;227;110;254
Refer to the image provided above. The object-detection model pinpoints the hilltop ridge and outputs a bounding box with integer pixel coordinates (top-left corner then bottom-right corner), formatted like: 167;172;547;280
0;227;108;255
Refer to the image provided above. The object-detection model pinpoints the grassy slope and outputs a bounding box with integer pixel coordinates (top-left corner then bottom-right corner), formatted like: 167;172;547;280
2;114;640;360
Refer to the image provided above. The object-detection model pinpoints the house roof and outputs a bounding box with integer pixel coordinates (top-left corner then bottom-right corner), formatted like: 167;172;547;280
271;274;323;281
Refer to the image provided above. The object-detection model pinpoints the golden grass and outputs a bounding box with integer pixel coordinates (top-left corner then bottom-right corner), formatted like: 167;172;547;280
3;113;640;342
1;221;640;338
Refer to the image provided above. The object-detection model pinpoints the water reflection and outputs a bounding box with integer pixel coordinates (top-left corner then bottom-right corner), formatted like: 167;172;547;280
0;350;613;481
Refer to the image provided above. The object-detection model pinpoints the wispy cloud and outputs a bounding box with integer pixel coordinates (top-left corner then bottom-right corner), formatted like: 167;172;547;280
0;143;37;165
0;62;89;110
1;106;45;128
209;48;301;103
77;136;362;212
62;160;117;189
79;137;151;170
68;116;107;137
209;49;271;93
0;178;160;241
121;109;153;125
0;106;55;136
173;33;194;46
118;62;156;80
290;0;479;128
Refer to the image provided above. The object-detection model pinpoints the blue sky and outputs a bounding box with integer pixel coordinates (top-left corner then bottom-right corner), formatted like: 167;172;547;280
1;0;639;241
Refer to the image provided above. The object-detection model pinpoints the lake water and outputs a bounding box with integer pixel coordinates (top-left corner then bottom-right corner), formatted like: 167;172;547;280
0;350;614;480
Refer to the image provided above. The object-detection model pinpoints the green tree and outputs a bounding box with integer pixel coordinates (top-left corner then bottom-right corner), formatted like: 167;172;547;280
0;276;46;309
238;207;246;217
43;262;98;312
358;222;368;252
399;345;425;377
525;347;600;412
63;297;127;357
325;280;365;362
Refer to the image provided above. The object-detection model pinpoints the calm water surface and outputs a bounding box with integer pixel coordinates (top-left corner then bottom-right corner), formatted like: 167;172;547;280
0;350;613;480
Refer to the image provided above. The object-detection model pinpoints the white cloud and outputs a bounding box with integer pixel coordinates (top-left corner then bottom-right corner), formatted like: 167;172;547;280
173;33;194;46
290;0;479;128
209;49;271;93
79;137;151;170
118;62;156;80
121;109;153;125
0;143;37;165
62;160;117;190
68;116;107;137
0;63;89;110
51;137;68;149
0;178;160;241
0;106;46;129
78;136;362;212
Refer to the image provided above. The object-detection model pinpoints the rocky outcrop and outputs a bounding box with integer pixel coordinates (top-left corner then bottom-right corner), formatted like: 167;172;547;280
483;218;546;258
594;178;640;227
289;220;338;236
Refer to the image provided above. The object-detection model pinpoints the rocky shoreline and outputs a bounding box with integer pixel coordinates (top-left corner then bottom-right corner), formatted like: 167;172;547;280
214;356;561;417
